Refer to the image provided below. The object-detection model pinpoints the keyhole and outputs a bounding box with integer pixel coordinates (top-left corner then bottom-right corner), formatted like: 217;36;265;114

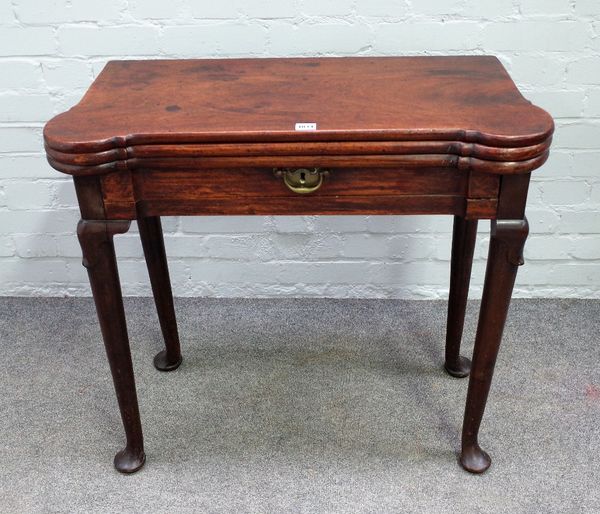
300;171;306;183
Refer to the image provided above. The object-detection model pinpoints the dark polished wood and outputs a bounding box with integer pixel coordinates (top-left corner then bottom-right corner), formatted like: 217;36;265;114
461;217;529;473
43;56;553;474
137;216;182;371
445;216;478;378
77;219;145;473
43;56;553;155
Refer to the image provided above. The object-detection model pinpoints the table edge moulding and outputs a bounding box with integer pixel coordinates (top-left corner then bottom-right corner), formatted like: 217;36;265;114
43;55;554;475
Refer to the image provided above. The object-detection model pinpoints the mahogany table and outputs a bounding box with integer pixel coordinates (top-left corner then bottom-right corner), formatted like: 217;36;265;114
44;56;554;474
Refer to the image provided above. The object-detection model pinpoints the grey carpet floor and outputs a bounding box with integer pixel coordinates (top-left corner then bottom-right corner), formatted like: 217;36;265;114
0;298;599;513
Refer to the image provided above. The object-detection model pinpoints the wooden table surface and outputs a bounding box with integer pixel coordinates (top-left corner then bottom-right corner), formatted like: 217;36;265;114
43;56;554;476
44;56;553;150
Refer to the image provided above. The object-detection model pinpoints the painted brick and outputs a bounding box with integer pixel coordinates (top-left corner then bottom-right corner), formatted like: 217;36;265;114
53;90;87;113
111;260;153;285
353;0;409;18
590;183;600;204
275;261;377;285
559;211;600;234
299;0;353;16
269;22;372;55
0;61;43;89
163;234;272;260
180;216;270;234
509;55;566;88
160;25;217;56
189;3;240;19
0;237;15;257
340;234;390;259
0;27;56;56
592;22;600;52
0;258;73;283
14;234;58;258
0;93;56;122
547;263;600;286
276;233;343;259
0;156;55;179
526;208;561;234
4;181;54;210
108;235;143;258
42;60;93;89
367;216;453;234
482;22;586;52
0;2;15;24
532;150;572;178
411;0;463;16
462;0;515;18
387;235;439;260
519;0;572;15
162;235;207;258
128;0;182;20
190;260;284;284
128;217;178;234
585;89;600;117
525;235;571;260
568;57;600;85
54;234;85;258
15;0;125;24
241;0;296;18
570;237;600;260
272;216;314;233
369;262;451;285
162;24;267;56
1;127;42;153
555;122;600;149
374;22;480;53
58;25;160;56
527;180;544;204
517;264;561;286
572;152;600;177
475;236;491;260
541;181;589;206
574;0;600;16
312;216;368;233
525;90;585;119
53;180;78;208
0;209;80;235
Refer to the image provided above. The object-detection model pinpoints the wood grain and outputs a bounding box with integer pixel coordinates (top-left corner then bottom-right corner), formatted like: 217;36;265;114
135;195;470;218
44;56;553;177
135;167;467;198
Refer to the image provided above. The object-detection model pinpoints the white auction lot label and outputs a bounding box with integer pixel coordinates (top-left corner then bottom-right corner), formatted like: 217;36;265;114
295;122;317;131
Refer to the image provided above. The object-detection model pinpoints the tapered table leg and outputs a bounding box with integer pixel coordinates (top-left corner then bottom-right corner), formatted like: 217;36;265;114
460;218;529;473
77;219;145;473
445;216;478;378
137;216;182;371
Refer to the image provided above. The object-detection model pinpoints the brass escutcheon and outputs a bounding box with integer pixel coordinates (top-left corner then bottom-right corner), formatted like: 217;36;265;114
273;167;330;194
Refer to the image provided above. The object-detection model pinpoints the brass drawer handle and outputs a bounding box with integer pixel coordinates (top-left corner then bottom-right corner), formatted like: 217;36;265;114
273;167;330;194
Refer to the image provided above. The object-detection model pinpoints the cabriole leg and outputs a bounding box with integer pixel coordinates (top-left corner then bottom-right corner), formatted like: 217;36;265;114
460;218;528;473
137;216;182;371
445;216;478;378
77;219;145;473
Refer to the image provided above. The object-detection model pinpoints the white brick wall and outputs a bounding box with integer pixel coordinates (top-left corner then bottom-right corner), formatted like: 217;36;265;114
1;1;599;299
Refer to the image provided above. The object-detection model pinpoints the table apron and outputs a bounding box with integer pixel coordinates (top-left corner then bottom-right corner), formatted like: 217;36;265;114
97;167;500;220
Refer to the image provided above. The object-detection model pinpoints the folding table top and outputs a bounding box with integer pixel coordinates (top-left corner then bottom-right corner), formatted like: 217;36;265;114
43;56;553;175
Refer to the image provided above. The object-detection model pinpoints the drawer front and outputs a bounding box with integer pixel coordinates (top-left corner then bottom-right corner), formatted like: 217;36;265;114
136;167;467;198
100;167;498;219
